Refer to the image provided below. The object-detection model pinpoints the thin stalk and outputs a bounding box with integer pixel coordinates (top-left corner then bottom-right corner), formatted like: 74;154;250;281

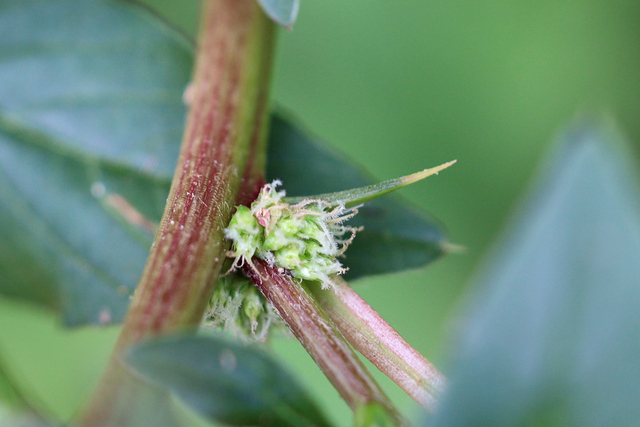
309;276;447;411
244;260;407;426
77;1;275;425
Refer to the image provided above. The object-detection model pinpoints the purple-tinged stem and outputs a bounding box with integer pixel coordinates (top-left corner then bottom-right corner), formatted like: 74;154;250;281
309;276;446;411
77;1;275;424
245;260;406;426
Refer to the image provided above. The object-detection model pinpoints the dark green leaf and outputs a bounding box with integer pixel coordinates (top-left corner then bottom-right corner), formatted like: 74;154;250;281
0;0;188;325
125;334;332;427
267;113;449;279
433;122;640;426
256;0;300;29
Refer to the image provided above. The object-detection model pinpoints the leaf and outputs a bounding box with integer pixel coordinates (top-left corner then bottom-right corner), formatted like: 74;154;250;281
0;0;188;325
256;0;300;29
0;356;28;414
0;351;50;427
284;161;456;208
267;113;450;279
432;122;640;426
125;334;332;427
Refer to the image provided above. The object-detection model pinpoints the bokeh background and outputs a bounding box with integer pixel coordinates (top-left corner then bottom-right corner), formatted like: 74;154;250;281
1;1;640;425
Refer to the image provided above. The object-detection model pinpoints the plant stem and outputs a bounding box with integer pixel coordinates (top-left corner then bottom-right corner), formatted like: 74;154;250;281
77;1;275;424
309;277;447;411
245;260;406;426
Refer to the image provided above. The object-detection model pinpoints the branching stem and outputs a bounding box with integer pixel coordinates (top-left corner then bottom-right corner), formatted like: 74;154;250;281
245;259;407;426
309;276;447;411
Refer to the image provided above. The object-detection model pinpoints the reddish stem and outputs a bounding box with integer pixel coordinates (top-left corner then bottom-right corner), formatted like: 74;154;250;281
77;1;275;424
309;277;447;411
245;259;406;425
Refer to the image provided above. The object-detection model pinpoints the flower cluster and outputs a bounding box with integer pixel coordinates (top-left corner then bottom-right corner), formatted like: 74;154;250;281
225;180;360;289
204;275;278;342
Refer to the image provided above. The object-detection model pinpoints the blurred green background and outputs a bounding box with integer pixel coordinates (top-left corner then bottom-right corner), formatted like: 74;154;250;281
1;1;640;425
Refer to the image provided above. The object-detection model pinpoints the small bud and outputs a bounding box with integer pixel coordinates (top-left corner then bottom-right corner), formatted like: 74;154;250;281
263;227;289;251
254;208;270;228
227;205;258;235
274;245;303;270
205;276;279;341
243;286;265;333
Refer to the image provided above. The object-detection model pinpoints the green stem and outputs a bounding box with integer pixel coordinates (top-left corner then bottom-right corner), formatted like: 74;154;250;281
309;277;446;411
245;260;407;426
77;1;275;424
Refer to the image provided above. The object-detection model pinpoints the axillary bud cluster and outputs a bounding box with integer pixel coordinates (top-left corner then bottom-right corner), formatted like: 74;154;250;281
224;180;360;290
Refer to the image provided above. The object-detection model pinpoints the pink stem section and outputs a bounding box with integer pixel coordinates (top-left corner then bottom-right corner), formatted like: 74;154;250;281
245;260;406;425
117;0;272;342
310;277;447;411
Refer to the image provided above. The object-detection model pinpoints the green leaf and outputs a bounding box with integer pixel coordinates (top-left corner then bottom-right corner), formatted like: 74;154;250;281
0;356;29;414
267;113;450;279
0;0;188;325
0;351;50;427
284;161;455;208
256;0;300;29
125;334;332;427
354;402;396;427
433;122;640;426
0;372;24;413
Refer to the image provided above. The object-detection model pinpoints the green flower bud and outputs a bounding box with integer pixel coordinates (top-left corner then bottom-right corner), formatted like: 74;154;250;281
227;205;259;236
275;244;303;270
242;286;265;334
263;227;289;251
